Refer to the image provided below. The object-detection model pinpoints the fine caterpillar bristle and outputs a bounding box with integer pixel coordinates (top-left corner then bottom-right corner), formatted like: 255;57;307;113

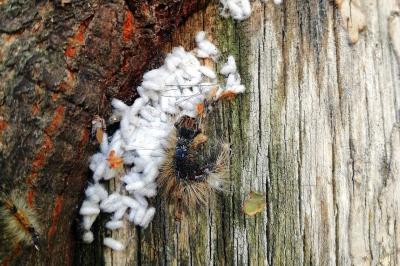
157;117;230;218
0;191;40;257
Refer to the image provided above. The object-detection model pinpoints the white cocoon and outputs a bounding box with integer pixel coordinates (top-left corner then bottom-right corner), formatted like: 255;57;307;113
103;238;125;251
82;231;94;243
105;220;124;230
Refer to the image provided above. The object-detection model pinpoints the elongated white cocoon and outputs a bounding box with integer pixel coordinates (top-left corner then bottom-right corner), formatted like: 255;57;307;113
121;196;140;209
128;209;136;222
104;238;125;251
100;193;122;213
80;201;100;216
94;184;108;200
133;207;146;225
93;161;107;180
82;231;94;243
111;98;128;111
198;41;218;57
133;194;148;208
142;80;161;91
143;69;163;81
140;207;156;228
82;215;98;230
89;153;104;171
126;181;146;191
106;220;124;230
113;205;128;220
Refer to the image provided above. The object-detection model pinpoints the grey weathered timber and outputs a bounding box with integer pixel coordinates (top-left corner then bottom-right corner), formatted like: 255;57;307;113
133;1;400;265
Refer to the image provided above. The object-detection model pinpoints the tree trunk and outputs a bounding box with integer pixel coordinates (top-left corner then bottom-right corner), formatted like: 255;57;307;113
1;0;400;265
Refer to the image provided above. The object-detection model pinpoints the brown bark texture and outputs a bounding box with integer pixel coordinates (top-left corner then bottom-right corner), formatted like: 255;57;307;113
0;0;208;265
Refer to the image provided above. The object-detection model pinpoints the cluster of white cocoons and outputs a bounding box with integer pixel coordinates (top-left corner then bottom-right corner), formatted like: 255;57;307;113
80;31;246;251
220;0;283;21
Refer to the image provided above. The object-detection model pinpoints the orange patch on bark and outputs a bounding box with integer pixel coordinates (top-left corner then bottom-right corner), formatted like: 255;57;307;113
122;10;134;42
47;195;64;240
64;46;76;57
107;150;124;169
64;19;90;58
45;106;65;135
0;119;8;131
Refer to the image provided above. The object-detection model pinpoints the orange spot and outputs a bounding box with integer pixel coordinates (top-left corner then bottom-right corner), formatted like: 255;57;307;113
107;150;124;169
219;91;237;101
32;103;40;115
64;46;76;57
122;10;134;42
0;118;8;131
47;195;63;240
196;103;205;115
64;19;90;58
75;23;87;43
45;106;65;135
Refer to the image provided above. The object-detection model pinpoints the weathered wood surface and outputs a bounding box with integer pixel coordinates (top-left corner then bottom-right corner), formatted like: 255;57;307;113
132;0;400;265
1;0;400;265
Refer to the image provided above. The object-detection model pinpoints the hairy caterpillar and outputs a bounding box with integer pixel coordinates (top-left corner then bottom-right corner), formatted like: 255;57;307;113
0;191;40;259
158;103;230;220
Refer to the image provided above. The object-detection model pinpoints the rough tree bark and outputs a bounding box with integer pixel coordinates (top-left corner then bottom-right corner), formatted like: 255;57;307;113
0;0;209;265
1;0;400;265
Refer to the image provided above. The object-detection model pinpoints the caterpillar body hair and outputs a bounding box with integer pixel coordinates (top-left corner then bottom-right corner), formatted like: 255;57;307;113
157;115;230;219
0;191;40;259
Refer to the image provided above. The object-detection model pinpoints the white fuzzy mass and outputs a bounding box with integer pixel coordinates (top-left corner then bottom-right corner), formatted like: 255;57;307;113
220;0;283;21
80;31;246;251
